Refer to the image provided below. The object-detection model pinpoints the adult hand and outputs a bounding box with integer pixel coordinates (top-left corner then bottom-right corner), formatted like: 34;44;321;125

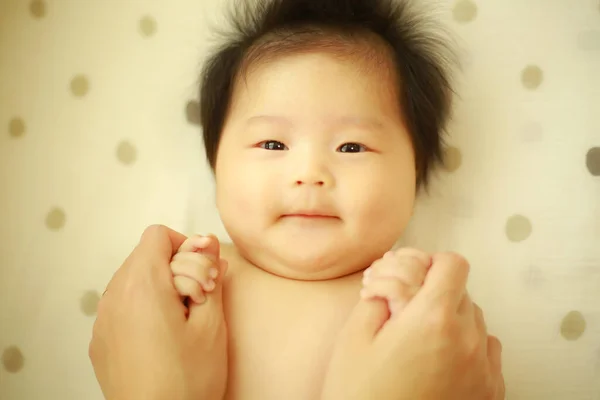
88;225;228;400
321;252;504;400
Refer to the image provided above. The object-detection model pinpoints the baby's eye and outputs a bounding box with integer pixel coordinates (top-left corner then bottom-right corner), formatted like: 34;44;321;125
338;143;367;153
258;140;287;151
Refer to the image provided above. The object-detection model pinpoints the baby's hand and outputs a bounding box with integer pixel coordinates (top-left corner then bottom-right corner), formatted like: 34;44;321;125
170;234;228;306
360;248;431;316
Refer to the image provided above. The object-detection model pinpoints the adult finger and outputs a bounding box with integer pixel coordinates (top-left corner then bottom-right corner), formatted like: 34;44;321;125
496;374;506;400
472;302;487;337
133;225;187;266
416;252;470;312
488;335;503;378
338;296;390;347
457;291;474;317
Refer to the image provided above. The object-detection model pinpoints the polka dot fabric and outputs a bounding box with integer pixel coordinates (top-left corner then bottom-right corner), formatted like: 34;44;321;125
0;1;598;399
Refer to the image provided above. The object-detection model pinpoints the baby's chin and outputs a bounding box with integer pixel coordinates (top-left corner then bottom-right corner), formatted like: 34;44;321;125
249;247;373;281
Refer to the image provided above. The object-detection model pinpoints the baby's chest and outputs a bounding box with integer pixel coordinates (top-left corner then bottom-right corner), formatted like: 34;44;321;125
223;276;359;400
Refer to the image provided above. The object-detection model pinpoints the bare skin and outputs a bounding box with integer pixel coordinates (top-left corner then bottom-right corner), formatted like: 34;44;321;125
170;236;363;399
90;226;503;400
90;51;503;400
171;238;503;400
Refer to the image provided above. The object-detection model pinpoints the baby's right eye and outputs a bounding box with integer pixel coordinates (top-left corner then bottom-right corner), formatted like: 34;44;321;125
258;140;287;150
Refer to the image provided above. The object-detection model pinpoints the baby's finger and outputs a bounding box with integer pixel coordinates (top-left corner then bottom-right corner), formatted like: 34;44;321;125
365;256;428;287
171;256;218;293
360;277;418;300
177;234;211;254
171;251;218;278
389;247;431;267
360;277;418;316
173;275;206;304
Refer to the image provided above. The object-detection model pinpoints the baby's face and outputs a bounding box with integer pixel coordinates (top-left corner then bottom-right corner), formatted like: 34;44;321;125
215;52;416;280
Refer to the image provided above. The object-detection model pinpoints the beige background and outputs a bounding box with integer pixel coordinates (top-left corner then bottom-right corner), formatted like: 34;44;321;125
1;0;599;399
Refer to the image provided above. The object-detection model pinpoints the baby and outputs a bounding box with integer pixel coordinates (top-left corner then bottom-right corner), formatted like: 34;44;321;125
169;0;456;398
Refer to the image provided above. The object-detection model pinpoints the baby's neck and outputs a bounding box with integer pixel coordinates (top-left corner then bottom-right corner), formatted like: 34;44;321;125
223;242;367;285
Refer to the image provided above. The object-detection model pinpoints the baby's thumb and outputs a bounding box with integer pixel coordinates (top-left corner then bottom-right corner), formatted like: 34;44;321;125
200;234;221;262
187;242;227;331
339;296;390;347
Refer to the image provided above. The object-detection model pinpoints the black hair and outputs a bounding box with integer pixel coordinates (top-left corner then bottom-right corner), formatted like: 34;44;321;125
198;0;458;190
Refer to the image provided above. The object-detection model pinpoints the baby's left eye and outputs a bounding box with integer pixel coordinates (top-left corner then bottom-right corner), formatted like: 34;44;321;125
338;143;367;153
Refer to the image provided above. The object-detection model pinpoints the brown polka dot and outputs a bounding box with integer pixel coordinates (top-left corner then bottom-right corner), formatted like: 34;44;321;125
586;147;600;176
139;16;157;37
9;117;26;138
70;75;90;97
2;346;25;373
117;140;137;165
29;0;46;19
80;290;100;316
521;65;543;90
505;214;532;242
453;0;478;24
45;207;66;231
443;146;462;172
186;100;201;126
560;310;586;341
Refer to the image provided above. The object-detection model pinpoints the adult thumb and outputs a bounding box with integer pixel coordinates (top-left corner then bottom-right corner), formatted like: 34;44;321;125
339;296;390;346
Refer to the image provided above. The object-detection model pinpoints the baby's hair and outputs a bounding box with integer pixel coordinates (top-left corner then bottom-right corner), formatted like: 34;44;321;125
198;0;458;190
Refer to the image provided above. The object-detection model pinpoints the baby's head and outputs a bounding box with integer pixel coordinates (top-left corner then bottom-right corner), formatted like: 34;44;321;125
198;0;456;280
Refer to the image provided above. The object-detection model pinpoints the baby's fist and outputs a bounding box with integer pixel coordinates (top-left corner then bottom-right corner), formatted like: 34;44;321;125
170;234;228;306
361;248;431;316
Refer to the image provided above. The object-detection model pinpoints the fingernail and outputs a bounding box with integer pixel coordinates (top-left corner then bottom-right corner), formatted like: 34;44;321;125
208;267;218;279
363;267;371;277
384;250;395;258
362;275;370;285
360;288;371;299
205;280;216;291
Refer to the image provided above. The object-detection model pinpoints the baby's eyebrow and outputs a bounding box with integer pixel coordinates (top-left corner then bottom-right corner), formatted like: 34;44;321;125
245;115;292;127
245;115;385;132
334;116;384;132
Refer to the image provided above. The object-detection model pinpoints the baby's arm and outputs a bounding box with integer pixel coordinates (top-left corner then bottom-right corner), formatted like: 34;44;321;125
360;248;431;317
170;234;227;306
